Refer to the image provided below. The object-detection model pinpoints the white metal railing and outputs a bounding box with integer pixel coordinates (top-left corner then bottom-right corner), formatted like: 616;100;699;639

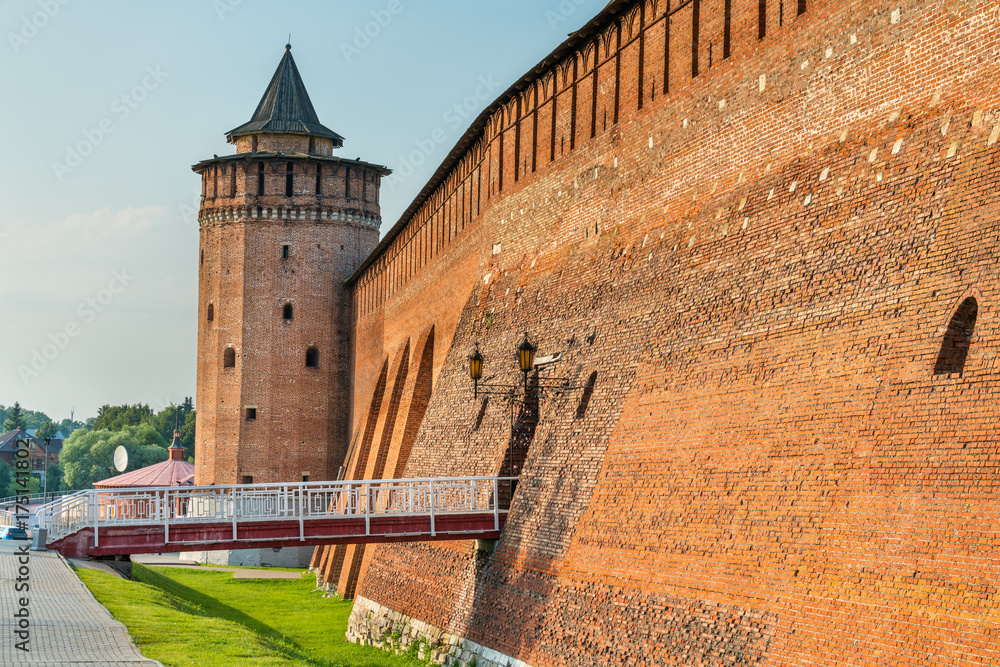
35;476;516;547
0;490;77;509
0;509;15;527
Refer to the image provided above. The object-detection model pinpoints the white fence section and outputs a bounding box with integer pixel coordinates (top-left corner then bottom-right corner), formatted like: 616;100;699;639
0;509;15;527
35;476;516;547
0;490;77;509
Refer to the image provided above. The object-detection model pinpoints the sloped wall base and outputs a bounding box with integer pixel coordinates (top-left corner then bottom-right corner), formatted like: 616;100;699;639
348;596;532;667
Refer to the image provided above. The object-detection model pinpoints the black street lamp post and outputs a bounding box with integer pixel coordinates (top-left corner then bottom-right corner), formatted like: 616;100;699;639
42;437;50;502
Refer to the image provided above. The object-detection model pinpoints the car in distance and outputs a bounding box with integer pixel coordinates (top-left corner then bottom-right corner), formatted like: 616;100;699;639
0;526;28;540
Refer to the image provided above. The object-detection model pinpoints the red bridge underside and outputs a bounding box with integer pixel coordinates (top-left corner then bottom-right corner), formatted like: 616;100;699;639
48;512;507;558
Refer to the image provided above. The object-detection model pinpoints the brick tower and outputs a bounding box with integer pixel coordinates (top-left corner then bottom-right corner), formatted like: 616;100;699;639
193;45;389;485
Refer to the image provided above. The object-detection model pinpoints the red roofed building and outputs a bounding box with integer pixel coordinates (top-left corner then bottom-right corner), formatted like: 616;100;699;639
94;428;194;489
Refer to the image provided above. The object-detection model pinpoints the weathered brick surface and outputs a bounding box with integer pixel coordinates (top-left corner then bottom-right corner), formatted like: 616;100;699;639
328;0;1000;664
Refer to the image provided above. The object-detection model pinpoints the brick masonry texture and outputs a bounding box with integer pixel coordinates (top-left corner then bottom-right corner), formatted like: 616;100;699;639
285;0;1000;663
194;138;386;485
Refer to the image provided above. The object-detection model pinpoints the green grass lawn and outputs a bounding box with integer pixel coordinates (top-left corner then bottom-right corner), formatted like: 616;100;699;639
76;563;426;667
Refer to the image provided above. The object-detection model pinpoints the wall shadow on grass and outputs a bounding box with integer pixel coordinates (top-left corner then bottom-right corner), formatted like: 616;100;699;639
132;564;333;665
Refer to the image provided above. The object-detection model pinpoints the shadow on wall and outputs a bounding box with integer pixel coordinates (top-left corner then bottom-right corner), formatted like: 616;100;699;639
317;325;436;598
933;296;977;376
453;366;603;662
497;374;540;504
473;397;489;431
575;371;598;419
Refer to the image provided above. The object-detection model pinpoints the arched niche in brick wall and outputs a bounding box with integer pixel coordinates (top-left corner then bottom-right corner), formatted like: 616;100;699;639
934;295;979;376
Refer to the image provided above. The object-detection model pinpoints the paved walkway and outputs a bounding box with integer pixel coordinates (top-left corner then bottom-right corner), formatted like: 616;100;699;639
0;541;161;666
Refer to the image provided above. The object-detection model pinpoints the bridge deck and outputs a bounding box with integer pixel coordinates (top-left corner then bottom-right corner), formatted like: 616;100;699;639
35;476;515;558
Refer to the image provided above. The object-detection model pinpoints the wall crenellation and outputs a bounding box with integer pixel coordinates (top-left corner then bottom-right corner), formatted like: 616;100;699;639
320;0;1000;664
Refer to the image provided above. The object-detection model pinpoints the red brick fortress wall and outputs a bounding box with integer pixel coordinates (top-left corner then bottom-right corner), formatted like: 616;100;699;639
334;0;1000;664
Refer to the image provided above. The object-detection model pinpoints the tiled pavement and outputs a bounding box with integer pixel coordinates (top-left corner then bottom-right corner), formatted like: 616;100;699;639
0;540;162;666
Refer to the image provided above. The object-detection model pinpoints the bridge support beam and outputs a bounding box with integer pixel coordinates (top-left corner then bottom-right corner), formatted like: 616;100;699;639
46;513;506;559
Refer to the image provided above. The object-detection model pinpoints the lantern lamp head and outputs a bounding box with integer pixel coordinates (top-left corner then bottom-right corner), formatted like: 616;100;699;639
517;332;536;374
469;344;484;381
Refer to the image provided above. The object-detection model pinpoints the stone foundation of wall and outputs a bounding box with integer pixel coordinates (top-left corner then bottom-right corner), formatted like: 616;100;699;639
346;595;532;667
181;546;313;567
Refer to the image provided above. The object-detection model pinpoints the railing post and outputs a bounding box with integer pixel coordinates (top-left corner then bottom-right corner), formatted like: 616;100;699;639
364;483;371;536
298;483;305;542
430;480;436;537
164;490;170;545
493;477;499;532
231;487;237;542
91;492;99;548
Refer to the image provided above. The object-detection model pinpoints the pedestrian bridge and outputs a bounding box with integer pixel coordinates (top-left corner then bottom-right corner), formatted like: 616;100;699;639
27;476;515;558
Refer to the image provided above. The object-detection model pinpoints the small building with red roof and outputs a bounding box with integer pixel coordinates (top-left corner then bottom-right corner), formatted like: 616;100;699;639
93;427;193;489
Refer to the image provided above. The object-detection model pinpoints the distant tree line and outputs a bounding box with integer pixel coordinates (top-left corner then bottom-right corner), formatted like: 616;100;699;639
1;402;88;438
0;399;195;496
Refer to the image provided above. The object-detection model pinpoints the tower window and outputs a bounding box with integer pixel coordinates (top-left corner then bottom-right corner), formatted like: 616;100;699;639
285;162;294;197
223;347;236;368
306;346;320;368
242;475;253;484
207;303;214;322
934;297;978;375
251;135;258;152
758;0;767;39
282;244;290;260
245;407;257;421
282;303;293;320
200;249;204;266
798;0;806;15
257;162;265;196
316;164;322;195
308;137;315;154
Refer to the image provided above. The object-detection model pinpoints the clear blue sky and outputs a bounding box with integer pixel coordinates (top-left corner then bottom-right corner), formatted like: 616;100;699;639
0;0;599;423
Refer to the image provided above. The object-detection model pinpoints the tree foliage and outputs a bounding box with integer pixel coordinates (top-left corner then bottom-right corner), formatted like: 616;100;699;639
2;402;25;432
1;466;39;498
61;425;169;490
45;463;64;493
91;399;196;460
0;403;53;433
0;462;12;498
35;421;59;440
93;404;155;431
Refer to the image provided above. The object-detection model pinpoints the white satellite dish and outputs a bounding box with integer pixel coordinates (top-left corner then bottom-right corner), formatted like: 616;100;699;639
113;446;128;473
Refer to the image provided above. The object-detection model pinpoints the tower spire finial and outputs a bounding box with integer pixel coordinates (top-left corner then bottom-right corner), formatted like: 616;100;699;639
286;34;291;50
226;44;345;147
169;405;185;460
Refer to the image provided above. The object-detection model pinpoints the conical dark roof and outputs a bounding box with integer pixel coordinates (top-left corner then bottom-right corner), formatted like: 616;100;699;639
227;45;344;146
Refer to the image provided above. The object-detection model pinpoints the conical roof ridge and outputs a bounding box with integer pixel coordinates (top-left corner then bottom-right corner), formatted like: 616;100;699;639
227;45;344;146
